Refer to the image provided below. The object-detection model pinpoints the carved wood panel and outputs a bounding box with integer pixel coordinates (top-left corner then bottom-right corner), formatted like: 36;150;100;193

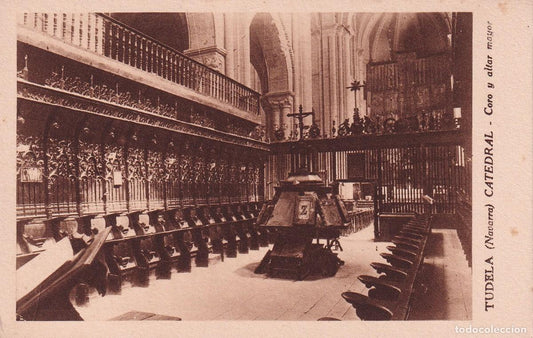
180;150;193;204
127;146;147;210
78;140;105;214
164;151;180;208
218;157;229;203
46;137;77;215
16;135;46;216
367;53;451;120
104;143;127;212
147;149;165;209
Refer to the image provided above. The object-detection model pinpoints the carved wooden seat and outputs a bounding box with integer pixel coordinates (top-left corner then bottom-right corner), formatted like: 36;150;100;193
370;262;408;282
317;317;341;321
392;235;422;245
341;292;393;320
391;238;420;251
358;275;402;301
398;231;424;240
343;214;431;321
380;253;413;270
386;246;418;260
403;223;427;231
408;221;429;228
402;225;427;233
408;218;428;224
110;311;181;321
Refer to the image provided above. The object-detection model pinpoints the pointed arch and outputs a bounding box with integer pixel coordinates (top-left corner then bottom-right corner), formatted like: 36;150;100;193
249;13;293;94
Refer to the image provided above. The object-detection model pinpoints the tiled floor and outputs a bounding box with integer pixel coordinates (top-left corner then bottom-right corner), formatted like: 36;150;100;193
76;224;471;321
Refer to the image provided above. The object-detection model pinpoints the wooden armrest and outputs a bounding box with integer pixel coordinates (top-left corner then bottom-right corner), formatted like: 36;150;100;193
370;262;408;282
380;253;413;270
386;246;418;259
341;292;394;320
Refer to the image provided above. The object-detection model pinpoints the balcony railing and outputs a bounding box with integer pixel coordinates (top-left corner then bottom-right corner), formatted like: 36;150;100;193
18;12;260;115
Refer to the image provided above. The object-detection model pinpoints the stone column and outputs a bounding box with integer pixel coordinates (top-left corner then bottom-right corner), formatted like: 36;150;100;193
356;47;368;116
343;33;354;121
237;14;252;88
183;46;227;73
295;13;313;127
262;91;295;140
280;99;293;134
224;13;235;79
316;19;340;136
327;33;338;131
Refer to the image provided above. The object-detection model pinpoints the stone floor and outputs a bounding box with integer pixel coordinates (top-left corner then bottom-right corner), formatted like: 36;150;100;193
76;224;471;321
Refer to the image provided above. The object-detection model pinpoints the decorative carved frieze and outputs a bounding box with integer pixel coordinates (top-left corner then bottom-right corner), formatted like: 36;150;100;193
18;81;269;151
190;111;215;129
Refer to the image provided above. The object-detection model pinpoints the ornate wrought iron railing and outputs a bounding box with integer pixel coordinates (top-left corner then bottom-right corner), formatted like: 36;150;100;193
18;12;260;115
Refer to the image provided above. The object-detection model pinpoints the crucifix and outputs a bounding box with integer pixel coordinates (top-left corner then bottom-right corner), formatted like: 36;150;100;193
287;105;313;141
347;80;365;111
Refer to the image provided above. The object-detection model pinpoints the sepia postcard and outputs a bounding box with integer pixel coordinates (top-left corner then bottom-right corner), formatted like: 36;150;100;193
0;0;531;337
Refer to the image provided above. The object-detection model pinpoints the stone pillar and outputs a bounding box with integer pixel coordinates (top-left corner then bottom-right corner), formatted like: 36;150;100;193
262;91;295;140
280;100;293;134
327;33;338;132
294;13;313;127
183;46;227;73
224;13;235;79
240;23;252;88
356;47;368;116
315;19;341;136
343;33;353;122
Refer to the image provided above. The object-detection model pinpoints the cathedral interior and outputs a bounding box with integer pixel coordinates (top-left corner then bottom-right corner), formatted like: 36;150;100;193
15;12;472;321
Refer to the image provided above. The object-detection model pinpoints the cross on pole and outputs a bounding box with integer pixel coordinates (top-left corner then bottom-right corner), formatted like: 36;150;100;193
347;80;365;110
287;105;313;140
